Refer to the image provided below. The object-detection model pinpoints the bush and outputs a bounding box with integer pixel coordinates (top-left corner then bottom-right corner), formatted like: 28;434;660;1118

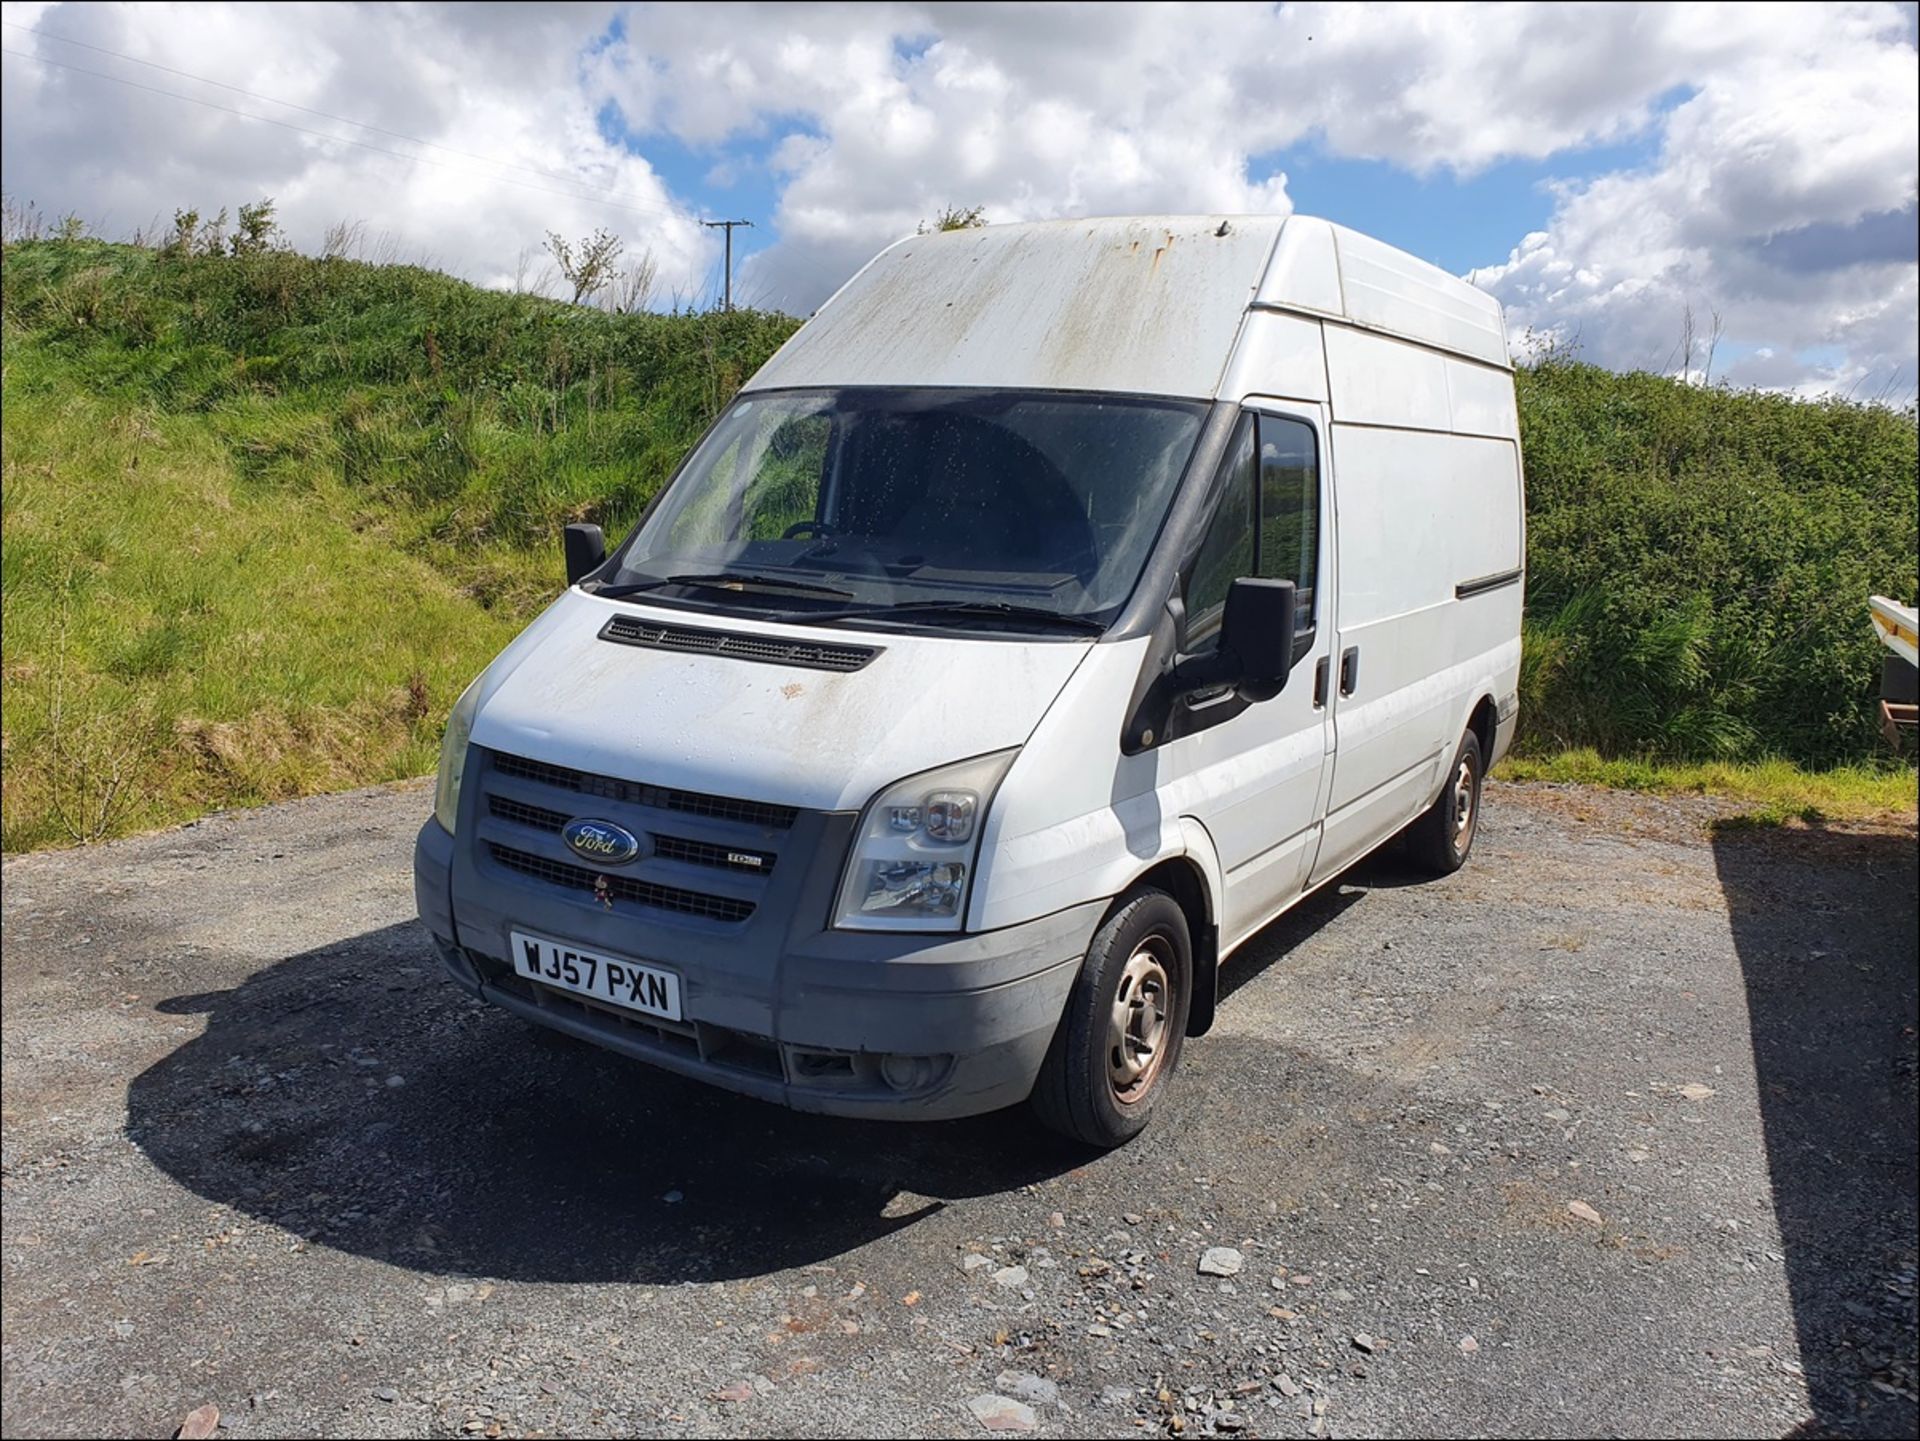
1517;359;1917;766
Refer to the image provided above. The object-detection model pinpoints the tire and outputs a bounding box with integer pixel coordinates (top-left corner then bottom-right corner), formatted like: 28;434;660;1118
1405;728;1484;876
1030;888;1193;1148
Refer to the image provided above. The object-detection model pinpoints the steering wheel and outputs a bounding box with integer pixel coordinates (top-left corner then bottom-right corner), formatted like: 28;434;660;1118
782;520;835;541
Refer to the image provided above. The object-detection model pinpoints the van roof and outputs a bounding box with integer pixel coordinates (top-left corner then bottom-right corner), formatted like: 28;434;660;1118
745;214;1511;401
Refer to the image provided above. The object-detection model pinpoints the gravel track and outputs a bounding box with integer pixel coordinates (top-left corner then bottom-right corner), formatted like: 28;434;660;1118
3;780;1914;1439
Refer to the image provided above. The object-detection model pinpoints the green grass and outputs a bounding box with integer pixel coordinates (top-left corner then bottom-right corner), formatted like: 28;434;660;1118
0;364;524;849
2;235;1915;850
1497;748;1917;824
1;239;798;850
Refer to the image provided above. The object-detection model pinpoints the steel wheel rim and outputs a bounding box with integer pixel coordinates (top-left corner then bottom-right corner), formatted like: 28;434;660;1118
1451;755;1477;852
1108;939;1173;1105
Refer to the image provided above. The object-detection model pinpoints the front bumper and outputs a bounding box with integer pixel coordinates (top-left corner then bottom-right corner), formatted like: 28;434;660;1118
414;814;1098;1120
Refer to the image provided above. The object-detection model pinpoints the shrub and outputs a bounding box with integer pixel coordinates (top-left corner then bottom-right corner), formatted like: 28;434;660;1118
1517;359;1918;766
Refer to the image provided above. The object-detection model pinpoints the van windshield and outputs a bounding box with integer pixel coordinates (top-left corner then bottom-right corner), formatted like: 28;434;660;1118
601;387;1208;633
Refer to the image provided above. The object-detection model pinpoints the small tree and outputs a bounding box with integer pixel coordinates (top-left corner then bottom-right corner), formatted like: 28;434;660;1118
162;208;200;257
230;197;281;256
545;226;624;304
53;211;89;243
197;207;229;257
918;204;987;234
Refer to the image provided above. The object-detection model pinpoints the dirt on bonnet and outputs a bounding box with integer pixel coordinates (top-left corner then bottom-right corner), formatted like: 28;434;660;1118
2;779;1914;1439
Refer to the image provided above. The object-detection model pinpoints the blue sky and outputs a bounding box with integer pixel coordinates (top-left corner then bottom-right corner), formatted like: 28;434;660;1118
1251;134;1668;280
595;107;784;305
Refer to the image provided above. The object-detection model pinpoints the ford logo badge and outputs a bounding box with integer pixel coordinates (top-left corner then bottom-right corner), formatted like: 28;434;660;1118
562;818;643;866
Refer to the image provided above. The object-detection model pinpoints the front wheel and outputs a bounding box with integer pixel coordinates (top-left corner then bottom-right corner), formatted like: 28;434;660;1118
1030;889;1192;1148
1405;729;1484;876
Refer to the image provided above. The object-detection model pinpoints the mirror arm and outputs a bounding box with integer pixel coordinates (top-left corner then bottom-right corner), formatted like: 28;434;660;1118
1170;648;1244;695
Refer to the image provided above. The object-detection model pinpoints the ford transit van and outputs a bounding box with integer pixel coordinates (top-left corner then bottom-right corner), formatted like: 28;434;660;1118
414;215;1524;1147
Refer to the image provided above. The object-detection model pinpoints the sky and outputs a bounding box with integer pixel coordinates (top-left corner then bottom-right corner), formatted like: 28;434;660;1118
2;1;1916;400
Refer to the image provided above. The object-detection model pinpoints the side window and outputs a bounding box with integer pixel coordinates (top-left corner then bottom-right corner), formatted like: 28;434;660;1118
1180;415;1256;651
1181;411;1320;654
1257;416;1318;629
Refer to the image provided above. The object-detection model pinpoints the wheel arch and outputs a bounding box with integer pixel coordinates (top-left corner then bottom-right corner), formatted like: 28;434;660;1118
1113;823;1222;1038
1467;692;1498;762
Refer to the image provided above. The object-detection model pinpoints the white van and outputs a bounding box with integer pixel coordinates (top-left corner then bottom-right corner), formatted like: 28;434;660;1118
414;215;1523;1147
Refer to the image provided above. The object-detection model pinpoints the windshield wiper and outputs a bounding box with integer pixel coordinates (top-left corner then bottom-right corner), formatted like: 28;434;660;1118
785;599;1108;634
593;571;855;601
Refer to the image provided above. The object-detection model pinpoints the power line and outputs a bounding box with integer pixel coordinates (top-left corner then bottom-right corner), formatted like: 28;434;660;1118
0;45;689;226
1;19;672;207
702;218;752;310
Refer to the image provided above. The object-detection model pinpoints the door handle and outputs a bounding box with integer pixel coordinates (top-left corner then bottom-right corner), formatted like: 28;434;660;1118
1339;646;1360;697
1313;656;1330;709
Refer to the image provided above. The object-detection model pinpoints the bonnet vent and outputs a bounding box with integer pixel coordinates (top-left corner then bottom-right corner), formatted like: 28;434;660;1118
598;615;878;673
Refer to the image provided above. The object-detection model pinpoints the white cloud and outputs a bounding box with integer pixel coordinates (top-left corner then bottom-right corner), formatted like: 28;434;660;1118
0;0;716;295
1477;6;1918;397
2;1;1914;395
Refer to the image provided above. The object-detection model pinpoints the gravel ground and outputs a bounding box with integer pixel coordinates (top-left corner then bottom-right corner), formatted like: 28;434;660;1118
2;780;1914;1440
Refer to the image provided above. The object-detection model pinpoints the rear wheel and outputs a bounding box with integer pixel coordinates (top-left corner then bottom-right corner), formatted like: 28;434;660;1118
1406;729;1484;876
1031;889;1192;1148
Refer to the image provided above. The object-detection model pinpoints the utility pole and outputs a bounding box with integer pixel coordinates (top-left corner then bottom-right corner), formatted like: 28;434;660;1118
702;218;753;311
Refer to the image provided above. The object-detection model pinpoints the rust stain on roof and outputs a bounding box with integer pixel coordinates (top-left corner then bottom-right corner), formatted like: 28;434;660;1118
745;215;1286;399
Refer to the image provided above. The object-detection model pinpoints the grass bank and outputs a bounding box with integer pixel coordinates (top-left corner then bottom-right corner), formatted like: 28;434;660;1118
1;240;796;850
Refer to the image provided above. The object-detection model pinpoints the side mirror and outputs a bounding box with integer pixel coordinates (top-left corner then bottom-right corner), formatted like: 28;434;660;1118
1221;577;1297;701
1170;578;1297;701
563;523;606;586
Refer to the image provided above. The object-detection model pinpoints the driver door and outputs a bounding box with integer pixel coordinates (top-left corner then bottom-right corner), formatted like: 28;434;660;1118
1166;402;1336;949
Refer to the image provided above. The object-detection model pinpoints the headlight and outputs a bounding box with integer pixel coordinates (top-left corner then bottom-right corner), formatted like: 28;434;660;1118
834;750;1018;932
433;679;482;835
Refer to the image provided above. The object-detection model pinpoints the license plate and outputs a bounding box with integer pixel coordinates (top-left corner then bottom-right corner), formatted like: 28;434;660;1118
509;930;682;1021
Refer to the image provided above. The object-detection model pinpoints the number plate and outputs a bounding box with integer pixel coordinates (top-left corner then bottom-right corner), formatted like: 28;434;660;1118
509;930;682;1021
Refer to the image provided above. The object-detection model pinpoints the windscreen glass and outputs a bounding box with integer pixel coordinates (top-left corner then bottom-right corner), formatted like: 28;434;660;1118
604;387;1208;633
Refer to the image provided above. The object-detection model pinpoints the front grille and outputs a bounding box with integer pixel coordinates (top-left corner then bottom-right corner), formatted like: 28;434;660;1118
486;795;773;875
487;843;755;924
492;752;797;831
599;615;878;673
489;795;569;832
652;834;774;874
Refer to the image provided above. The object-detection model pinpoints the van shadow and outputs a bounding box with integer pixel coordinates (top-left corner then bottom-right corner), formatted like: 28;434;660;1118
124;922;1085;1286
1216;844;1417;1004
1710;821;1919;1438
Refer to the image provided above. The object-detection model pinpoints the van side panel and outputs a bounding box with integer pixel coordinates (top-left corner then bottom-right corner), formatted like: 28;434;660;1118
1216;310;1329;405
1322;325;1451;430
1327;223;1512;369
1445;358;1522;441
972;639;1334;939
1310;326;1523;885
971;640;1192;933
1331;427;1523;626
